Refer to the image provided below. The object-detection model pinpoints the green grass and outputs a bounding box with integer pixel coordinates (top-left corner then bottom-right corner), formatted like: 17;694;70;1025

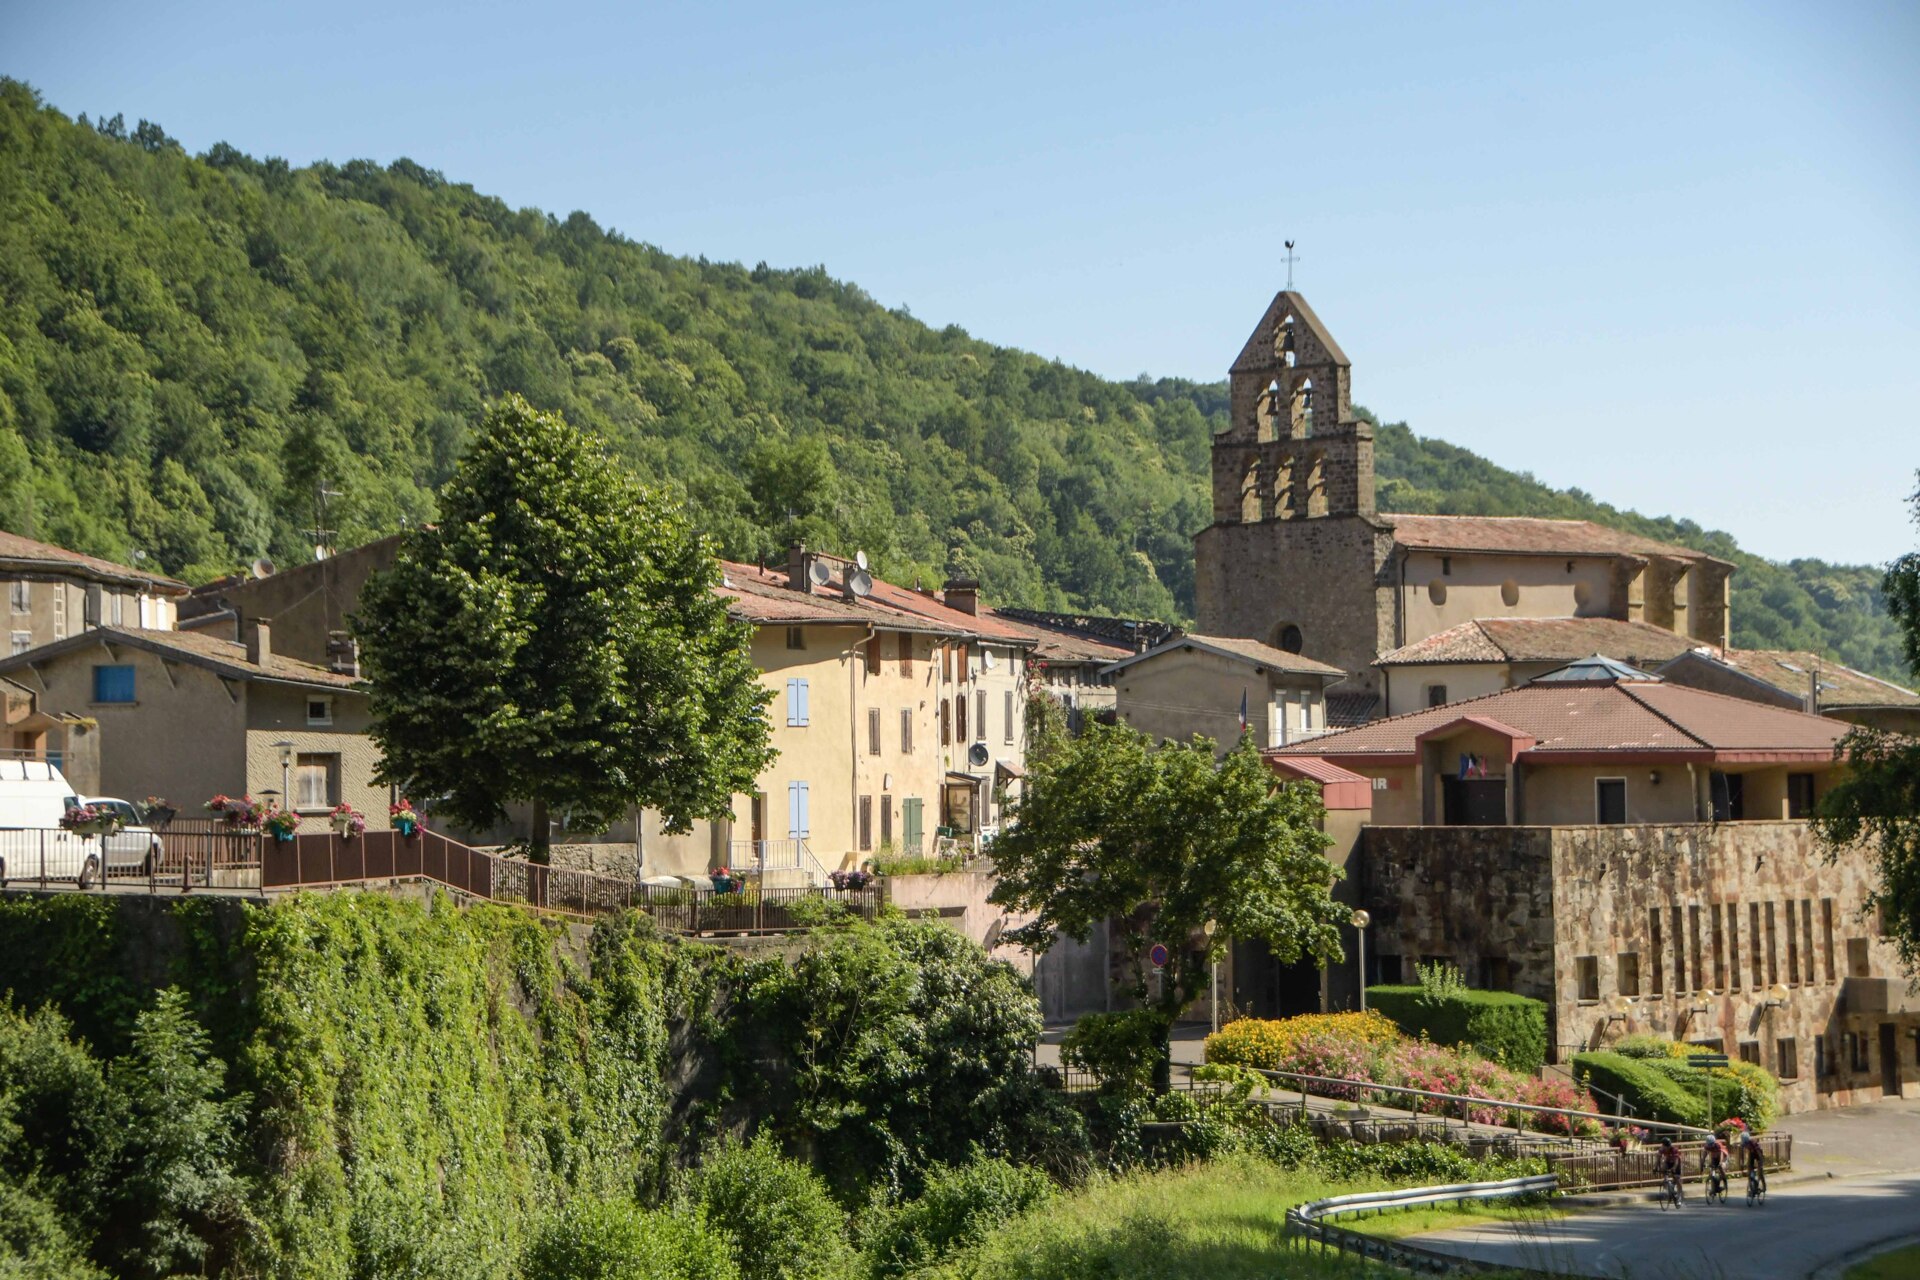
1845;1243;1920;1279
914;1154;1397;1279
1337;1196;1566;1241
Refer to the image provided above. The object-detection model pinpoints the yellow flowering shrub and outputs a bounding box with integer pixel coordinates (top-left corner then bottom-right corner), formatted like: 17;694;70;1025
1203;1010;1403;1070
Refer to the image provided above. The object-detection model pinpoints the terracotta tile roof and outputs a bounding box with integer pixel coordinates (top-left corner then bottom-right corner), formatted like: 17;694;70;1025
1272;675;1847;760
0;627;362;691
1378;617;1697;667
1105;633;1346;679
1384;515;1725;564
985;610;1135;664
1666;647;1920;710
716;561;1035;644
0;530;188;593
1266;755;1369;787
1327;691;1380;728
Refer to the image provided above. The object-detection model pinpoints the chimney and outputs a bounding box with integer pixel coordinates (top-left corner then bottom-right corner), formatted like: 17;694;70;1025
786;542;809;592
943;577;980;616
246;617;272;666
326;630;360;679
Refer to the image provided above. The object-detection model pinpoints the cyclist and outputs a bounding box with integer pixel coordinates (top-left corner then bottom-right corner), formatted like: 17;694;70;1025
1701;1132;1730;1200
1656;1138;1685;1205
1741;1131;1767;1199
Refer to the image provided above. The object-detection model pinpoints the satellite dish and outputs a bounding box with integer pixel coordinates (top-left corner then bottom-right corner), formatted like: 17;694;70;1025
982;649;996;670
251;558;276;580
855;550;868;570
968;743;990;767
848;568;873;598
808;559;834;588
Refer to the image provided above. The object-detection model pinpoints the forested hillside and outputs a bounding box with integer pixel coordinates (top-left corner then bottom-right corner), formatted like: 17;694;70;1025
0;80;1904;677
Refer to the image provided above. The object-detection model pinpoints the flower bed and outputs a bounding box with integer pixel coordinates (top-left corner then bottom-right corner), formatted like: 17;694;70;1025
1205;1013;1599;1137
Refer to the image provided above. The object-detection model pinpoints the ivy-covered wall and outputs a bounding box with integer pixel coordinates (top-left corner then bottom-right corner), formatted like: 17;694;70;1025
0;889;1069;1280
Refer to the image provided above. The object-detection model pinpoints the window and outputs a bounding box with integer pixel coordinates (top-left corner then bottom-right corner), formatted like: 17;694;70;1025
865;640;881;677
1726;901;1741;990
1776;1037;1799;1080
1802;899;1815;987
1004;690;1015;743
954;694;967;742
901;797;923;852
858;796;873;852
785;626;805;651
1848;936;1870;977
52;590;64;640
1765;902;1779;985
1690;905;1704;993
8;581;28;614
293;754;338;811
1751;903;1765;987
1710;770;1745;821
307;696;333;726
1711;904;1726;991
1786;900;1800;984
1275;624;1303;654
1596;778;1627;824
1816;1036;1830;1076
1650;908;1665;996
1822;899;1836;983
1500;578;1520;607
975;690;987;742
1672;905;1687;993
111;594;123;627
1848;1031;1870;1073
787;781;811;840
1426;685;1448;708
1575;955;1600;1002
1739;1040;1761;1066
868;707;881;756
1441;556;1452;576
1618;952;1641;997
9;631;29;655
785;678;810;727
900;708;914;754
1787;772;1816;819
879;795;892;848
1301;697;1315;731
938;699;949;746
897;631;913;675
1480;956;1512;989
91;664;136;703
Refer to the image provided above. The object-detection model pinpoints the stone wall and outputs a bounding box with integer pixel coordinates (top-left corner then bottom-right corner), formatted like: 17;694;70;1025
1360;821;1916;1112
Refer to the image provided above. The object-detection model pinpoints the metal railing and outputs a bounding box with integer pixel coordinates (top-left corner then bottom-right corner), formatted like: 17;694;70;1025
725;838;831;886
1285;1174;1562;1276
1549;1133;1790;1192
1255;1067;1712;1139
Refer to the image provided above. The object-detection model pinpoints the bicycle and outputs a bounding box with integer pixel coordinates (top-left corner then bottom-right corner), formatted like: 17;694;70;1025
1704;1165;1728;1205
1660;1171;1685;1209
1746;1163;1767;1207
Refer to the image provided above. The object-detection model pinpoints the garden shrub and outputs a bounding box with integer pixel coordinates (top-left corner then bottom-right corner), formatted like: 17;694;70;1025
1575;1038;1778;1131
524;1199;738;1280
1059;1009;1167;1094
688;1135;853;1280
861;1155;1053;1278
1201;1011;1400;1071
1365;985;1548;1073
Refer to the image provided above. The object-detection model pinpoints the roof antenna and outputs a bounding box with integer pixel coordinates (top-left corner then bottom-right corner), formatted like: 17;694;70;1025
1282;239;1300;291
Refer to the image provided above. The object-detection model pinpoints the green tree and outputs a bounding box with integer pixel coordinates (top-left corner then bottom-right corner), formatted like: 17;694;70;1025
357;395;773;858
523;1199;738;1280
687;1135;853;1280
1815;472;1920;969
989;703;1347;1087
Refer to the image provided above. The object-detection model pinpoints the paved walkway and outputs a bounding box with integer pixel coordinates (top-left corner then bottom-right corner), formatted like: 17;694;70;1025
1402;1097;1920;1279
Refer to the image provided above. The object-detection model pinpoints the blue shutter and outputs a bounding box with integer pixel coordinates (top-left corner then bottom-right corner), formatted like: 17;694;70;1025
788;781;810;840
796;678;810;726
92;665;135;703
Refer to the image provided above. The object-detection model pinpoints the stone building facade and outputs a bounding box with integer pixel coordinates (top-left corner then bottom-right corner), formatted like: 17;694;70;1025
1361;821;1915;1113
1191;291;1734;713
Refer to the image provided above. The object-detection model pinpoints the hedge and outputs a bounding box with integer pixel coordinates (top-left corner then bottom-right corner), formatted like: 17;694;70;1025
1364;986;1548;1074
1575;1038;1780;1132
1570;1052;1708;1127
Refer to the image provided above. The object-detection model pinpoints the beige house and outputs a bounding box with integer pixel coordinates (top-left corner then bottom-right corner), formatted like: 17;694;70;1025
1656;646;1920;735
1106;633;1346;752
177;534;400;671
990;608;1166;730
1374;616;1698;717
0;619;385;827
1;531;188;656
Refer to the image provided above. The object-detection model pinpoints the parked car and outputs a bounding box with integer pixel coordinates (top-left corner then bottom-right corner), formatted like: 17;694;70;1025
0;760;166;886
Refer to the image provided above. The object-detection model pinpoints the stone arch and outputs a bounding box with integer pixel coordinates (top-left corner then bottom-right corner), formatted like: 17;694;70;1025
1272;453;1295;520
1272;623;1304;654
1255;380;1284;442
1305;451;1328;518
1274;314;1298;367
1428;579;1448;606
1296;378;1315;434
1501;578;1521;607
1239;455;1264;523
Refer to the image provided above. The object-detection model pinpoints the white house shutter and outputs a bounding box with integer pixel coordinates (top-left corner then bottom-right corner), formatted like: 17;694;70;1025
787;781;810;839
799;679;810;726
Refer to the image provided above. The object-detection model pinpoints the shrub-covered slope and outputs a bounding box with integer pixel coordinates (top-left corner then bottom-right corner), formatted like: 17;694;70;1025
0;80;1902;674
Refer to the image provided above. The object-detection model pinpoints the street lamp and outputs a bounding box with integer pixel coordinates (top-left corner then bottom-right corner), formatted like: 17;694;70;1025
1761;982;1790;1011
1203;919;1220;1035
275;740;294;812
1351;909;1371;1011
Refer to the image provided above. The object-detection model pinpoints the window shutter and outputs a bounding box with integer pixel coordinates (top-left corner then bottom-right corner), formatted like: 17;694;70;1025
955;694;967;742
1004;691;1015;743
787;678;809;726
868;707;881;755
898;632;913;675
901;708;913;754
866;639;881;676
788;781;811;840
976;691;987;741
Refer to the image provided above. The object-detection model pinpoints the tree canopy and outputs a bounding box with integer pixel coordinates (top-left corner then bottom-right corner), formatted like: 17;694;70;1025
0;79;1907;677
356;396;772;853
988;706;1347;1043
1815;472;1920;969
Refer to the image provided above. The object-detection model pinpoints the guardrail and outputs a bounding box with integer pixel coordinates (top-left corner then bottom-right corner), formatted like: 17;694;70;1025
1550;1133;1790;1191
1285;1173;1562;1276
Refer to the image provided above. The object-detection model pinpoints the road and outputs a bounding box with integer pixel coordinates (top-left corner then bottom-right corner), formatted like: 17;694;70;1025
1403;1098;1920;1280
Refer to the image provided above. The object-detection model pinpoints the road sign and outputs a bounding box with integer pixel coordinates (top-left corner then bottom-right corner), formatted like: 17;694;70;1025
1694;1054;1731;1067
1149;943;1169;969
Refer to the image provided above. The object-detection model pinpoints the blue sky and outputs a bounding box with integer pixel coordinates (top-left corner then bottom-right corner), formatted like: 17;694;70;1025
7;0;1917;564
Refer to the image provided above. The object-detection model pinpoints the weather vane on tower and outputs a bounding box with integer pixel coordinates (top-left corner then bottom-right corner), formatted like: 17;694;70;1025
1282;239;1300;291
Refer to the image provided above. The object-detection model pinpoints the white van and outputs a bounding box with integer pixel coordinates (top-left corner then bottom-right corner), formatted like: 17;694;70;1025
0;760;164;886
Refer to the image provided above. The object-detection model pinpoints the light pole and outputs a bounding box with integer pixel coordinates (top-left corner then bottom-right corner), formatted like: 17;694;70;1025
275;740;294;812
1203;919;1219;1035
1351;909;1371;1012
